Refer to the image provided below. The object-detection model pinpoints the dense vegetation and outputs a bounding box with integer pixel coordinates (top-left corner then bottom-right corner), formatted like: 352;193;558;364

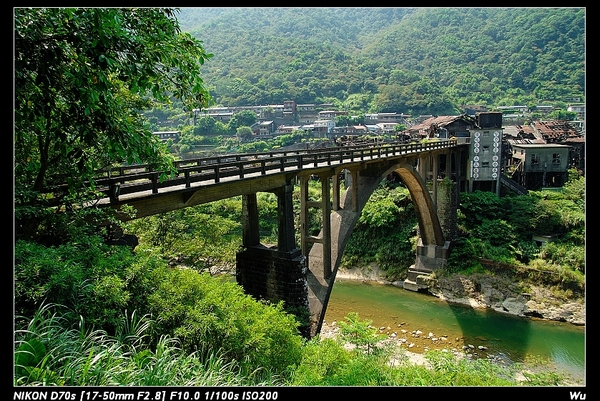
14;7;584;387
175;7;584;115
15;174;585;385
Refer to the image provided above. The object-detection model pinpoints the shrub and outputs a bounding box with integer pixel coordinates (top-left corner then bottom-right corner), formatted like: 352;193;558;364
146;268;304;378
14;236;139;332
290;337;350;385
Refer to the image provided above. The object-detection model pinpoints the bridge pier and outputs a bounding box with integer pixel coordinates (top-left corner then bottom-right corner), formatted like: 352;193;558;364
236;245;310;337
403;239;451;291
237;181;311;338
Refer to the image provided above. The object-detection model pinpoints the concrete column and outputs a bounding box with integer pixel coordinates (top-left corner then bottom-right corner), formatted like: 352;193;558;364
319;173;332;279
418;154;428;182
350;169;358;212
432;153;438;211
299;175;310;258
241;193;260;247
332;170;340;211
276;181;296;253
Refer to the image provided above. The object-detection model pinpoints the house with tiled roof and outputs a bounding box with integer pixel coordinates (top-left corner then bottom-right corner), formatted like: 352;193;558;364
503;120;585;188
531;120;581;143
403;114;475;141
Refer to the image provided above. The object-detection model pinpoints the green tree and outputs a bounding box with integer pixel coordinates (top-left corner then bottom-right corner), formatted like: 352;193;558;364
194;115;218;135
230;109;258;129
14;7;213;242
337;312;385;355
236;126;254;142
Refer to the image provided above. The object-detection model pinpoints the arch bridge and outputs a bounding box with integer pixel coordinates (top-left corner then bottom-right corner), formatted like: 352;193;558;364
90;139;467;337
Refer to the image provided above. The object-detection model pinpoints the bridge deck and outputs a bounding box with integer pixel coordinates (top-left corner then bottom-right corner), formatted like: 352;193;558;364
88;140;459;211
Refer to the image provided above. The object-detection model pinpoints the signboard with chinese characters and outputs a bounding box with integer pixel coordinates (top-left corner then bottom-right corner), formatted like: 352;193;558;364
470;129;502;181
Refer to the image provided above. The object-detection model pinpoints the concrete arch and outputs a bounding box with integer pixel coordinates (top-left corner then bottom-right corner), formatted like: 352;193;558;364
307;160;447;336
390;163;445;247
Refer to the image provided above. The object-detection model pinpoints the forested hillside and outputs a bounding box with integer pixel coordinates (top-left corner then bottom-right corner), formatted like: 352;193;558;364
176;7;585;116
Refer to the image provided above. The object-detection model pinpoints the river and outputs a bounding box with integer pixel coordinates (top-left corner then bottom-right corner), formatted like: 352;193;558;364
323;279;585;384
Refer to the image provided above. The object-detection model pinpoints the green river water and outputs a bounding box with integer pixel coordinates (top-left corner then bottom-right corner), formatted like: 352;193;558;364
323;279;585;383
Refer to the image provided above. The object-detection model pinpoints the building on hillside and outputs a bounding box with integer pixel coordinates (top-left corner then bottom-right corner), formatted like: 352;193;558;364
534;105;555;114
283;100;296;119
567;103;585;123
376;122;398;133
462;105;487;116
331;125;369;135
318;110;348;120
296;104;318;124
276;125;304;134
505;143;571;190
531;120;581;143
563;135;585;173
404;114;475;142
401;112;506;194
503;119;585;176
153;131;180;142
312;119;335;137
365;112;411;124
257;120;276;135
467;112;504;194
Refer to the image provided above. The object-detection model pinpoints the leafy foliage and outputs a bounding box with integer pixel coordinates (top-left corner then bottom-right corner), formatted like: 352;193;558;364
146;268;304;377
14;235;305;381
448;170;585;285
14;7;213;243
126;207;241;274
14;304;272;386
14;236;143;332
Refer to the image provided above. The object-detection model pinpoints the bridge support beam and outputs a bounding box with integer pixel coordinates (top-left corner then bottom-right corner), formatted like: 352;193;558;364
432;152;439;211
238;182;310;337
300;173;333;280
241;193;260;247
274;181;296;253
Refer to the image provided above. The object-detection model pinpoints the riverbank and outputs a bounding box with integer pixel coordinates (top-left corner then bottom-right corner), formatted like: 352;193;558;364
333;265;585;326
324;266;586;385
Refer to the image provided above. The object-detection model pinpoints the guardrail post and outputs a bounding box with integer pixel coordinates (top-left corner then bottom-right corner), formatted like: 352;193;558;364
108;181;120;202
151;173;158;194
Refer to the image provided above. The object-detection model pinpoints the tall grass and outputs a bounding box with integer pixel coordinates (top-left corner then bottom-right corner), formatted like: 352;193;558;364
14;305;578;386
14;304;280;386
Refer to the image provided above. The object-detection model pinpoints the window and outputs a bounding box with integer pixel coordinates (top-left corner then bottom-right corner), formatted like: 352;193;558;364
531;153;539;165
552;153;561;165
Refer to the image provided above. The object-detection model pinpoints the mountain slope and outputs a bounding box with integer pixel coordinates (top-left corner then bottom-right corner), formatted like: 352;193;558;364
175;7;585;115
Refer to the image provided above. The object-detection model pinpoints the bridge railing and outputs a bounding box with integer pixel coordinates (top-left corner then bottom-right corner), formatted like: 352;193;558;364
84;139;458;202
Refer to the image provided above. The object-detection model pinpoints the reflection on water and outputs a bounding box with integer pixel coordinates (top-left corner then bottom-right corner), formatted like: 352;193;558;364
324;279;585;381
